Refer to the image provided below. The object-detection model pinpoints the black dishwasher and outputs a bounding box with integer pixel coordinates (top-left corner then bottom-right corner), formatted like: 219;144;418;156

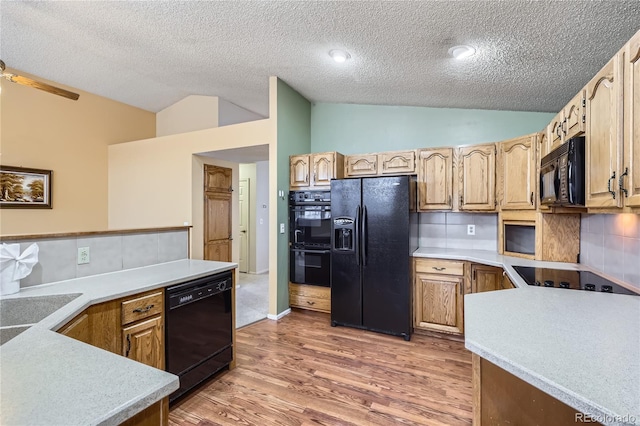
165;271;233;403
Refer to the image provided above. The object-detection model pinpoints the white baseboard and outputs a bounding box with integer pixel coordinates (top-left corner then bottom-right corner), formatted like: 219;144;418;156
267;308;291;321
254;268;269;275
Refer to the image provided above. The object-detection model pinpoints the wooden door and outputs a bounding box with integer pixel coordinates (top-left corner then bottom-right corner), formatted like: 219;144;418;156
624;31;640;207
415;273;464;335
204;165;232;262
585;54;623;208
122;316;163;370
289;154;310;188
238;178;249;273
564;90;586;140
472;265;502;293
312;153;335;187
458;144;496;211
379;150;416;175
498;134;536;210
345;154;378;176
417;148;453;210
548;111;564;152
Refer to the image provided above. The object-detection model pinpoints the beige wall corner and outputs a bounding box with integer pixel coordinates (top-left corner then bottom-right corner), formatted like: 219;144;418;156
0;68;155;235
156;95;219;137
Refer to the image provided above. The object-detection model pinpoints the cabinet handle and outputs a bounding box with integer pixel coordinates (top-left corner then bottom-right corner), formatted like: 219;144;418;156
556;124;561;138
229;234;233;241
432;266;446;271
459;195;463;207
306;300;315;305
619;167;629;198
562;118;567;135
133;304;154;314
125;334;131;357
448;195;452;206
607;172;617;199
313;172;317;183
530;192;534;205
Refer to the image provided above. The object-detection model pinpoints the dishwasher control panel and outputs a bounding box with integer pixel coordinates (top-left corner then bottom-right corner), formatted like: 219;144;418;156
167;271;233;309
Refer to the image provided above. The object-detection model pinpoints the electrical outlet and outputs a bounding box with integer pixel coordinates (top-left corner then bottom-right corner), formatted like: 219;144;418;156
280;223;285;234
467;224;475;236
77;247;90;264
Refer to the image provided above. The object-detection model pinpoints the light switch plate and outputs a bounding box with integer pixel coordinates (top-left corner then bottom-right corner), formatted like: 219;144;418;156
77;247;90;264
280;223;285;234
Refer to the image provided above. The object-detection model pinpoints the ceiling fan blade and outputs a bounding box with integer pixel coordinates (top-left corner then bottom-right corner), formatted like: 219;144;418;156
5;74;80;101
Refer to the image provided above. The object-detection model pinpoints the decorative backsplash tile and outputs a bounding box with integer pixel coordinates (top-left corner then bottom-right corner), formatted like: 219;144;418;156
5;229;189;288
418;212;498;251
580;214;640;289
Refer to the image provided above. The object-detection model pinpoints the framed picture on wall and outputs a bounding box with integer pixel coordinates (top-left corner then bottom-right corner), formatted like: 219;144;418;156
0;166;52;209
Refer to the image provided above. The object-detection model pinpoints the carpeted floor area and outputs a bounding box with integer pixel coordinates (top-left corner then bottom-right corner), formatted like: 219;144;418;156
235;272;269;328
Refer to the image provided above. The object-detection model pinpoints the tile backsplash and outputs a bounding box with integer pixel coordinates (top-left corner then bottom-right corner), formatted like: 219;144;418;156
580;214;640;289
418;212;498;251
3;229;189;288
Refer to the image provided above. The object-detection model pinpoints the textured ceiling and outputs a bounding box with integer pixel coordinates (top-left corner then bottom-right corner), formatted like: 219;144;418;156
2;1;640;116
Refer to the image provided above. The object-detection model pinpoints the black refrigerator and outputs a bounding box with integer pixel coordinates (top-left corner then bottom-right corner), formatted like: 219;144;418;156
330;175;417;341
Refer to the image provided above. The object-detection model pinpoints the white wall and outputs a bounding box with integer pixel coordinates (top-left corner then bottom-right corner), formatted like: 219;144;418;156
156;95;219;137
218;98;264;127
255;160;270;273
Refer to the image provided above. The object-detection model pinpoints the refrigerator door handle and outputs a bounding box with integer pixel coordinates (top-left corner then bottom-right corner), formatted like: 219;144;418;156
355;205;361;266
362;205;368;266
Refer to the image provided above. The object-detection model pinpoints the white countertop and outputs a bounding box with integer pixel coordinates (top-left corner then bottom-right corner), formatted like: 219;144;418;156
0;259;238;426
413;247;640;426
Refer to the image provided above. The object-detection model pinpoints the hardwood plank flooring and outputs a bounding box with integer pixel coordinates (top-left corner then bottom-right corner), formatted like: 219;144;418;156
168;309;472;426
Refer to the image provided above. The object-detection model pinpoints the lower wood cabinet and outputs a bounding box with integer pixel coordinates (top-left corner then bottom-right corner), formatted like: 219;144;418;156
471;264;503;293
58;312;91;344
122;316;164;370
414;258;466;335
502;272;515;289
289;283;331;313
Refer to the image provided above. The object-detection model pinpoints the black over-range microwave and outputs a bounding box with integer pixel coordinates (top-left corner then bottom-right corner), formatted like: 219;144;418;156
540;136;585;207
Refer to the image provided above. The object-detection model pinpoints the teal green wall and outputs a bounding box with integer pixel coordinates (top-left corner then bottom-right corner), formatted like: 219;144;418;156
276;79;311;314
311;103;556;154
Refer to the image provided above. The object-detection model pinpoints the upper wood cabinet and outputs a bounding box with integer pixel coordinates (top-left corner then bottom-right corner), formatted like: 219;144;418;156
344;150;416;177
417;148;453;210
457;144;497;211
289;152;344;189
548;91;586;153
585;54;624;208
497;134;537;210
623;30;640;208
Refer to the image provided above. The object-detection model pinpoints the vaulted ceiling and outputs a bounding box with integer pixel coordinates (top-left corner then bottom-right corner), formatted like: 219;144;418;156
2;1;639;116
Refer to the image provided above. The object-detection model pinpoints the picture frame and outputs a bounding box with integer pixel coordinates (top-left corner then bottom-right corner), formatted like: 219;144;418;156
0;165;52;209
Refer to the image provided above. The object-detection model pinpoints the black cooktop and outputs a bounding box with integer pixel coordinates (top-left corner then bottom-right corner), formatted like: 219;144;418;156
512;266;638;296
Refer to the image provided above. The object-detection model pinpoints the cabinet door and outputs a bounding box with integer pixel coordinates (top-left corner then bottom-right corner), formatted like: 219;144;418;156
312;153;335;187
58;312;91;344
417;148;453;210
415;273;464;334
379;150;416;175
498;135;536;210
501;272;515;289
345;154;378;176
547;112;564;152
624;31;640;207
458;144;496;211
122;316;164;370
564;90;586;139
472;265;503;293
585;54;623;208
290;154;311;188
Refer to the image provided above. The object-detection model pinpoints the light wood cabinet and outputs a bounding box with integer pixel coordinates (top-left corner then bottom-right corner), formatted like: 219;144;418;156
417;148;453;210
501;272;515;289
414;258;466;335
289;283;330;313
471;264;503;293
497;134;537;210
548;91;586;153
344;150;416;177
585;54;624;208
458;144;497;211
58;312;91;344
123;316;164;370
623;30;640;208
289;152;344;189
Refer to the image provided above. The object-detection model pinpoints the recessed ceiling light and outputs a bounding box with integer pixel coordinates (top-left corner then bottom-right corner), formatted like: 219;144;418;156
329;49;351;63
448;45;476;60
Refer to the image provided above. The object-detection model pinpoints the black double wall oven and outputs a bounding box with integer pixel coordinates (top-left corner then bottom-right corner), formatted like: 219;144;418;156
289;190;331;287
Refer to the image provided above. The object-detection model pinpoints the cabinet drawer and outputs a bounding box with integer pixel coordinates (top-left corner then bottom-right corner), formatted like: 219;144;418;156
290;294;331;312
415;259;465;276
121;291;163;326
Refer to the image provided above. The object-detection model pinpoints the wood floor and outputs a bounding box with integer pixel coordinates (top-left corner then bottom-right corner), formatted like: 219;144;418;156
168;309;472;426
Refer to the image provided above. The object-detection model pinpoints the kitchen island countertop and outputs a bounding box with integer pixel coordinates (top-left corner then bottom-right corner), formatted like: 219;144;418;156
412;247;640;426
0;259;237;426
